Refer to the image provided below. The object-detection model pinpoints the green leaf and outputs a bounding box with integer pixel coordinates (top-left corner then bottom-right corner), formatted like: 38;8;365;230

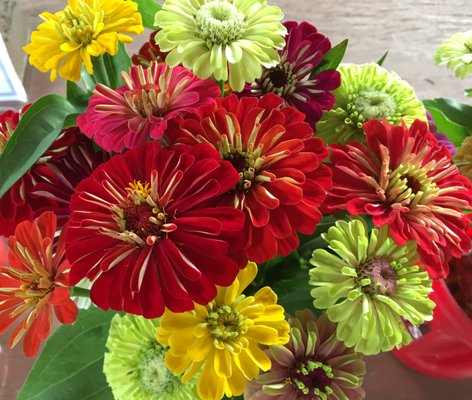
272;267;314;315
0;95;77;197
66;81;90;111
465;88;472;97
312;39;348;75
134;0;162;29
423;98;472;146
377;50;389;66
17;307;116;400
88;42;131;90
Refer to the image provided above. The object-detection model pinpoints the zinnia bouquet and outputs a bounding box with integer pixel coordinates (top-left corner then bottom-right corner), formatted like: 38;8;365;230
1;1;471;399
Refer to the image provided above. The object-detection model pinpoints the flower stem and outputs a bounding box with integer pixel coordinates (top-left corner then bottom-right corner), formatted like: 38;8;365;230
219;80;225;97
70;286;91;298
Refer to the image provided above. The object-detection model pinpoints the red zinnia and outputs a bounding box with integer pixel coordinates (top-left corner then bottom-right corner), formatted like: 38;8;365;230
0;107;75;236
66;142;246;318
326;119;472;278
77;61;220;152
0;212;78;357
165;94;332;263
131;30;168;67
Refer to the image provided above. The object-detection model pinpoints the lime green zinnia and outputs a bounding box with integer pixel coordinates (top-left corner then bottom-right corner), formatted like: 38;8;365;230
154;0;286;91
104;314;198;400
435;30;472;79
309;218;435;355
316;63;426;144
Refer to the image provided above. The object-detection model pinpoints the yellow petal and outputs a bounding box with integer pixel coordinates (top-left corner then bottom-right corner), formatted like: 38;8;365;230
198;362;225;400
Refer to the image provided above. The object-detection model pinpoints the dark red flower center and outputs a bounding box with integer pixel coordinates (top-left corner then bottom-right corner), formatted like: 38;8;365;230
256;62;296;97
401;174;422;195
123;202;165;238
359;257;397;296
222;149;259;193
289;359;334;399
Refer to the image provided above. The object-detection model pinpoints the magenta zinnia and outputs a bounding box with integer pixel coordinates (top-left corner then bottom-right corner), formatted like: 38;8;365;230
65;142;246;318
77;61;220;152
325;119;472;278
245;310;366;400
165;93;332;263
241;21;340;125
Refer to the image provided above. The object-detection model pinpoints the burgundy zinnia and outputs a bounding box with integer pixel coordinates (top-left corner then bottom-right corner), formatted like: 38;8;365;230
131;30;168;67
77;61;220;152
326;118;472;278
66;142;246;318
241;21;340;125
165;94;332;263
0;107;75;236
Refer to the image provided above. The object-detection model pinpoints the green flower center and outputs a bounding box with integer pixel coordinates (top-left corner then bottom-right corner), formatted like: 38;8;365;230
353;90;397;120
256;62;297;97
207;304;247;341
195;1;246;46
387;164;438;207
137;344;178;396
359;257;397;296
57;1;100;46
289;359;334;400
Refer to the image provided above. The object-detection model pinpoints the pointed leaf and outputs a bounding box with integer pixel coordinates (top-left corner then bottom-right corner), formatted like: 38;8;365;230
312;39;348;75
377;50;389;66
17;307;117;400
134;0;162;29
0;95;77;197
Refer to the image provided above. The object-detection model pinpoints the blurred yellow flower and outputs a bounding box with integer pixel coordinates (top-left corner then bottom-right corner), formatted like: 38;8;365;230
24;0;144;82
157;262;290;400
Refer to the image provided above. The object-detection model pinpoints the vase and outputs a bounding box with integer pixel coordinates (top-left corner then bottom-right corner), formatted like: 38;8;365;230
393;278;472;380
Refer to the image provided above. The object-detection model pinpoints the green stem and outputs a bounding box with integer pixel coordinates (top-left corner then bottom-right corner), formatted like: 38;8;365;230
218;79;225;97
70;286;91;298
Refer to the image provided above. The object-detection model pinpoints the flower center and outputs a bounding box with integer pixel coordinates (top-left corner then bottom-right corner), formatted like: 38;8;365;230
345;90;400;130
137;343;178;396
386;164;438;207
194;1;246;46
120;65;170;119
358;257;397;296
57;1;101;46
289;359;334;399
207;304;247;341
219;136;264;193
256;62;297;97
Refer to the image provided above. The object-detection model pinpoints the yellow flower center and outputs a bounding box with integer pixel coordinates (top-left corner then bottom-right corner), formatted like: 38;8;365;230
57;1;103;46
207;304;247;341
194;1;246;46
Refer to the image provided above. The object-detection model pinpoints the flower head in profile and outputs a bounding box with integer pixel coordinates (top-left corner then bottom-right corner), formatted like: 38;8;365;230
165;94;332;263
317;63;426;144
0;107;76;236
77;61;220;152
131;31;169;67
0;212;78;357
155;0;287;91
326;119;472;278
245;309;366;400
104;314;198;400
242;21;341;125
24;0;143;82
453;136;472;183
158;262;290;400
435;30;472;79
66;141;246;318
309;218;435;355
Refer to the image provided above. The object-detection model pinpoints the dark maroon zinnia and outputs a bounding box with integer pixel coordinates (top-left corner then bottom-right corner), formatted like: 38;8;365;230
65;141;247;318
241;21;340;125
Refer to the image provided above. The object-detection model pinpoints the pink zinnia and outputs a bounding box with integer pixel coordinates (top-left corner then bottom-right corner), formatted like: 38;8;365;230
241;21;340;125
326;118;472;278
66;142;246;318
77;62;220;152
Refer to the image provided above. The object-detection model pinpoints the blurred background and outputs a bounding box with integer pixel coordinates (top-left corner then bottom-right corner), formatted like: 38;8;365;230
0;0;471;398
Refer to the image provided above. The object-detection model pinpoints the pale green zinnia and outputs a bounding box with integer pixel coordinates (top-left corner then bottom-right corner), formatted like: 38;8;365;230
435;30;472;79
154;0;286;91
316;63;426;144
309;218;435;355
103;314;198;400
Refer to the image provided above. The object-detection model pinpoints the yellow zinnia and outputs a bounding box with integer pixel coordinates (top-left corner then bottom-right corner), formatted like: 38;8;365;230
24;0;144;82
157;262;290;400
